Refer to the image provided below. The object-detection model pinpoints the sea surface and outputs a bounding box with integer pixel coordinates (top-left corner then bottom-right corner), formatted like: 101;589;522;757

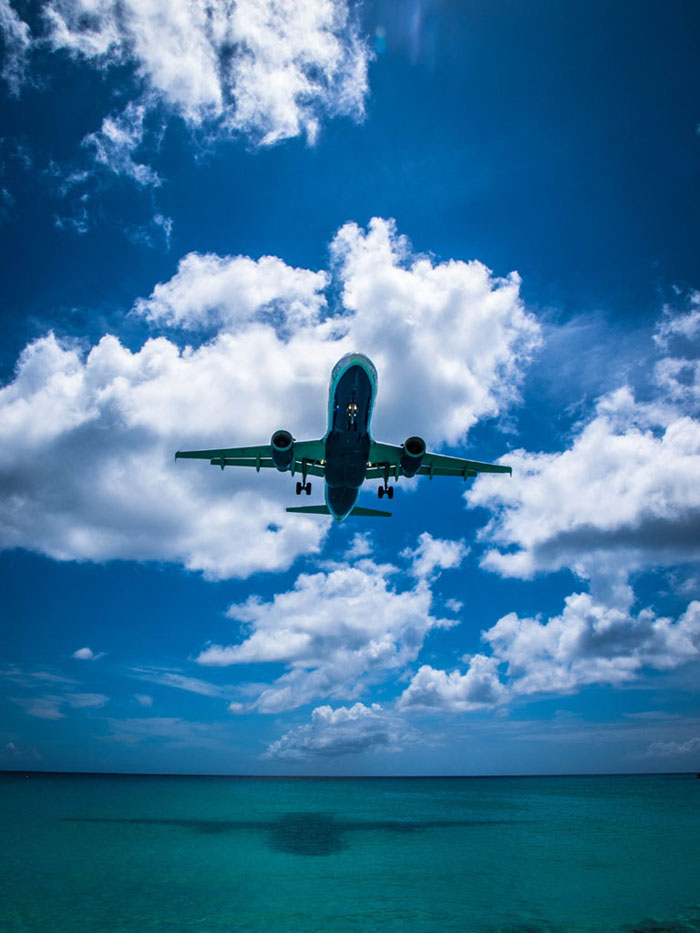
1;772;699;932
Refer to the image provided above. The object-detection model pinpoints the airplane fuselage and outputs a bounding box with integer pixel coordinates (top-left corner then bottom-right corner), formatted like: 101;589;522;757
323;353;377;520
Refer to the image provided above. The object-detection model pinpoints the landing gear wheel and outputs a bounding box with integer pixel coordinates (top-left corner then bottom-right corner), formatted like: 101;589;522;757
296;481;302;495
378;486;385;499
305;482;312;495
387;485;394;500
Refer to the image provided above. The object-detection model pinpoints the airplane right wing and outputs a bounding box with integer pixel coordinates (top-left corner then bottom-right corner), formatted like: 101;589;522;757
367;441;511;480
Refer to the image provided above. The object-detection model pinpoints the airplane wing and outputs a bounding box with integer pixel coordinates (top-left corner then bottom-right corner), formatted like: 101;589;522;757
175;439;326;475
367;441;511;480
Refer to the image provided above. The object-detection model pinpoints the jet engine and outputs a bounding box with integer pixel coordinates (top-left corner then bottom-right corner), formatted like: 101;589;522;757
400;436;426;477
271;429;294;471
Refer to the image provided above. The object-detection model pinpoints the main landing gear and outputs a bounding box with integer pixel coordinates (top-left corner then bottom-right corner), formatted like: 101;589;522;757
296;481;312;495
378;484;394;500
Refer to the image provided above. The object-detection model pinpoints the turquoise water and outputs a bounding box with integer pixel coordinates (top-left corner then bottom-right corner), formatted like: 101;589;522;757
1;773;698;932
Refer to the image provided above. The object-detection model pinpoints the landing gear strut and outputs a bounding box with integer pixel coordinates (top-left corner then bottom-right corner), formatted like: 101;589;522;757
378;463;394;499
296;460;311;495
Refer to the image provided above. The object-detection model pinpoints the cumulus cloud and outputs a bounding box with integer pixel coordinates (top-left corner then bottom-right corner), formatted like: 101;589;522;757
135;251;329;331
483;595;700;696
197;535;464;711
72;647;104;660
398;655;507;712
0;219;535;579
403;531;468;580
0;0;32;95
654;293;700;349
397;592;700;712
470;386;700;592
331;219;540;443
343;531;373;561
40;0;370;172
262;702;411;759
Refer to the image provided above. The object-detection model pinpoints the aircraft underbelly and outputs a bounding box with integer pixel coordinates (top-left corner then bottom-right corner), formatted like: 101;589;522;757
324;364;372;489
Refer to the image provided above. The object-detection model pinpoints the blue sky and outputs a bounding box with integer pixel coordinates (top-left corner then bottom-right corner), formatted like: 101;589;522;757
1;0;699;775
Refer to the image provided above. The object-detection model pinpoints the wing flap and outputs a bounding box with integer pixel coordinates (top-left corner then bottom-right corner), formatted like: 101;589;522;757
423;452;512;475
177;438;327;475
176;445;272;461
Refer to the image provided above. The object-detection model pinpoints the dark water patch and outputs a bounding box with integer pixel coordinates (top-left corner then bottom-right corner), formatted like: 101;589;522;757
267;812;346;856
65;812;528;856
622;913;700;933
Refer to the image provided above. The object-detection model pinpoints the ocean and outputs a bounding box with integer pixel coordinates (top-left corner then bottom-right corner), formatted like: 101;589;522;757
1;772;698;932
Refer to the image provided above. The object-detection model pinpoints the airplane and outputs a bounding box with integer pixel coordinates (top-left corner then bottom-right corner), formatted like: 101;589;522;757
175;352;512;521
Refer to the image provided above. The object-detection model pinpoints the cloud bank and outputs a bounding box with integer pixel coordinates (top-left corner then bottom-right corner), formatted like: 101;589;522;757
197;534;464;711
262;702;411;759
0;218;536;578
2;0;370;164
469;305;700;605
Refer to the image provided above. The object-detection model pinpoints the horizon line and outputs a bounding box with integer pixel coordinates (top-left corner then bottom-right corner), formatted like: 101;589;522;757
1;769;696;779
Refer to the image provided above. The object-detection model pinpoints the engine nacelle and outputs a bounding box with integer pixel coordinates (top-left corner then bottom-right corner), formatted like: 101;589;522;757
400;436;426;477
271;429;294;471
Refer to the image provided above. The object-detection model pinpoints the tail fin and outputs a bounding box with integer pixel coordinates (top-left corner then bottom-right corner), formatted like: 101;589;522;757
286;505;392;518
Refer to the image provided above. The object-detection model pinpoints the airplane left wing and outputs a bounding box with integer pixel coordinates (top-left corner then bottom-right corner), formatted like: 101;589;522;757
367;441;511;480
175;439;326;474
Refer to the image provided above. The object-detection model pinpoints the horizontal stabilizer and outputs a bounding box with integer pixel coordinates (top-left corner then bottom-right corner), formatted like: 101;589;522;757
286;505;392;518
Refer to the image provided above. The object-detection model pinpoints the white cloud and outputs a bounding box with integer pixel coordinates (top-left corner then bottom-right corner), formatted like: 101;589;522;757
402;531;468;580
642;735;700;758
72;646;104;660
135;252;329;330
0;0;32;95
42;0;370;165
470;386;700;592
10;695;66;719
83;100;161;186
0;740;42;762
262;702;411;759
331;219;540;444
653;294;700;349
483;595;700;696
0;219;534;579
65;692;109;708
133;693;153;707
398;655;508;712
10;689;108;717
344;531;373;561
130;667;228;698
197;537;463;712
469;302;700;596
